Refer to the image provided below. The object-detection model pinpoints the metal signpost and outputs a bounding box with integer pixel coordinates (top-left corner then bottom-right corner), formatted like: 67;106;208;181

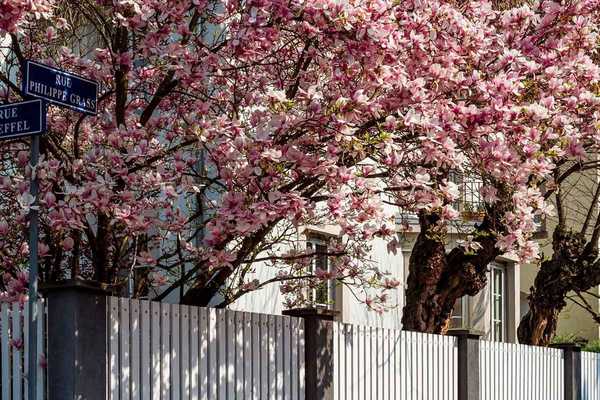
0;98;46;398
0;60;98;399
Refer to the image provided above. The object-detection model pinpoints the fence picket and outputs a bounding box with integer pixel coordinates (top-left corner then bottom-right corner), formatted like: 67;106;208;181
245;312;254;400
217;309;226;400
180;305;190;400
131;299;141;400
267;315;276;399
150;301;161;400
297;319;306;400
199;308;209;400
109;297;119;400
227;311;236;400
119;298;131;400
260;314;269;399
235;312;245;399
189;306;199;400
282;317;292;400
208;308;217;400
171;305;181;400
160;303;171;400
140;300;151;400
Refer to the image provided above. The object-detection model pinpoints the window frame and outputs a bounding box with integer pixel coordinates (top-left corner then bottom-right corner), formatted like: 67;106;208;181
450;295;469;329
306;235;336;309
490;263;506;342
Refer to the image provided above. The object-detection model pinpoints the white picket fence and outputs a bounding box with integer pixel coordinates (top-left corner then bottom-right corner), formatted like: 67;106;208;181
582;351;600;400
0;301;45;400
4;294;600;400
479;340;564;400
107;297;305;400
333;323;458;400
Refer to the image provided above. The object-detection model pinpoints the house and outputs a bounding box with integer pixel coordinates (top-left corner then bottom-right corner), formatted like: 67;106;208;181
229;175;524;343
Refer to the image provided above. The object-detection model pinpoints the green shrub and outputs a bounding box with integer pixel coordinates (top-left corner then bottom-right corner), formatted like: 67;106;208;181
583;340;600;353
551;333;587;346
549;334;600;352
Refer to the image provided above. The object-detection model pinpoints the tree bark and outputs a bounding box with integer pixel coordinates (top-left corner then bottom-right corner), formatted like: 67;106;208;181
518;228;600;345
402;199;508;333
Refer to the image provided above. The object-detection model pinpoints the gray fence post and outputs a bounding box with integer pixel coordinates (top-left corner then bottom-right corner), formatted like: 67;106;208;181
283;308;337;400
551;343;582;400
448;329;483;400
42;280;108;400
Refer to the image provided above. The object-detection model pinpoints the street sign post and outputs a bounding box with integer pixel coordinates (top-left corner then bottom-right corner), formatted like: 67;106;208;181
23;60;98;115
0;98;45;399
5;61;97;399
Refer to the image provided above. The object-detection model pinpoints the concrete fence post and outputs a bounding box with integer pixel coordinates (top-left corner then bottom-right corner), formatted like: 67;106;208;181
448;329;483;400
283;307;337;400
42;280;108;400
551;343;582;400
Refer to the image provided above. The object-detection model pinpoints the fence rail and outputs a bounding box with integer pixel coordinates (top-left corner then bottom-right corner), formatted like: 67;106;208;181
108;297;305;400
479;340;564;400
0;301;45;400
333;323;458;400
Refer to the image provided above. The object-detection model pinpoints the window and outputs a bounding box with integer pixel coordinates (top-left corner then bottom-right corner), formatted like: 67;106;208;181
490;263;506;342
449;172;484;213
307;237;335;308
450;296;468;329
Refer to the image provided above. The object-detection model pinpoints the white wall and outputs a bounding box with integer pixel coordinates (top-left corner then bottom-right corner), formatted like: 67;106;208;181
341;235;404;329
229;232;405;328
228;259;285;315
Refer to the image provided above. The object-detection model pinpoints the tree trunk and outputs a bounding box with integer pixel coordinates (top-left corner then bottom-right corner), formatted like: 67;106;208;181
401;209;502;333
518;228;600;345
402;192;509;334
401;212;451;333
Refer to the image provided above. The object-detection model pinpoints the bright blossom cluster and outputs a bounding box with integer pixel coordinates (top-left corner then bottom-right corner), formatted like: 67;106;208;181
0;0;53;34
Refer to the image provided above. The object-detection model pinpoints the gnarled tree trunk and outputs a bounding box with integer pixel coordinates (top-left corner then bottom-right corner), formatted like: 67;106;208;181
518;228;600;345
402;199;508;333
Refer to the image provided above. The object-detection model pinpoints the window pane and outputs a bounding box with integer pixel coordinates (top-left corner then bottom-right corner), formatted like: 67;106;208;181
308;240;332;307
494;269;502;295
450;297;464;329
490;265;505;342
494;296;501;319
494;322;502;341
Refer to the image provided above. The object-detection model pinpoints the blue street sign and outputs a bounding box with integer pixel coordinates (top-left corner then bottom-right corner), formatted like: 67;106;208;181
23;60;98;115
0;99;46;141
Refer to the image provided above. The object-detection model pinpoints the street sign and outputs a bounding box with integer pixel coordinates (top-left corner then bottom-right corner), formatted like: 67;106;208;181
23;60;98;115
0;99;46;141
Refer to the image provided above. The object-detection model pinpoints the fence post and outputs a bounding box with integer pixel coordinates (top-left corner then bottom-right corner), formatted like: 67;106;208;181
42;280;108;400
551;343;582;400
283;308;337;400
448;329;483;400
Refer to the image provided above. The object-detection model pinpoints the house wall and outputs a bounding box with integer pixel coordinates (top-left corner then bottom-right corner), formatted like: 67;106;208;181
340;235;404;329
228;228;405;329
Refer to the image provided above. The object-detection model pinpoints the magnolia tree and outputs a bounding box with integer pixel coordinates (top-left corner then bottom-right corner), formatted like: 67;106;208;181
0;0;599;324
375;0;600;333
0;0;404;308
